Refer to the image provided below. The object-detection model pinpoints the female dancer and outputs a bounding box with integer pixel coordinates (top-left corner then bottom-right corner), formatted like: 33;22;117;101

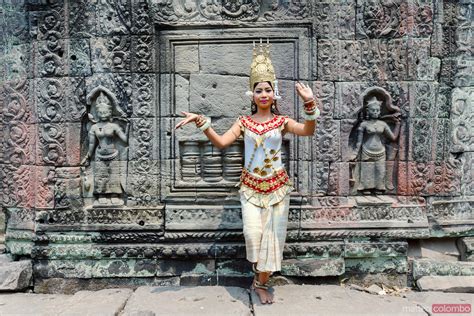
175;42;319;304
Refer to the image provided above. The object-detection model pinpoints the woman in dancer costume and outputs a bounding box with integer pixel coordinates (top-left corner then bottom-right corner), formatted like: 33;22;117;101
175;41;319;304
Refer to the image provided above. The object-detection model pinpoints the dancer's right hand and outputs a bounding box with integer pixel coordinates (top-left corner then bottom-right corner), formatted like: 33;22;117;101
175;111;199;129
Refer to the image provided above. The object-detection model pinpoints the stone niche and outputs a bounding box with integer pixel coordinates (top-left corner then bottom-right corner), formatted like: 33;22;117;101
1;0;472;293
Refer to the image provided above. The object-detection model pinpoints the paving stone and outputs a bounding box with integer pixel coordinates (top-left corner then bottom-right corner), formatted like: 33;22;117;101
0;288;132;316
405;291;474;315
251;285;426;316
417;276;474;293
122;286;251;316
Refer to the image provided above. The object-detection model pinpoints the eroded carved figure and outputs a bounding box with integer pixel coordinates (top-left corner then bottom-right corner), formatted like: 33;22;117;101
81;87;129;207
350;87;401;194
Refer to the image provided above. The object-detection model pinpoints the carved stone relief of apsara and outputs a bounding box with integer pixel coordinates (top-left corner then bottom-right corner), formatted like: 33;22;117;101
349;87;401;195
81;86;130;207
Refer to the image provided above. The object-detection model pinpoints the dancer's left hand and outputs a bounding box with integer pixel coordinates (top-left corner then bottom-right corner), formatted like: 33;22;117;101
295;81;314;102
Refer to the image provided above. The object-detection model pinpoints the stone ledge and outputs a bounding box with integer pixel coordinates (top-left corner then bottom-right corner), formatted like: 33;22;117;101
412;259;474;280
416;276;474;293
281;258;344;277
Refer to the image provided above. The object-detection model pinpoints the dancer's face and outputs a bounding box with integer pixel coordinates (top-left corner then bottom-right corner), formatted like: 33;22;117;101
253;82;274;111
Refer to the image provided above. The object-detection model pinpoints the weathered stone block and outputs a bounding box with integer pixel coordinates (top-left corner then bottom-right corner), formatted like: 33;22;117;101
34;277;179;294
419;239;460;261
34;259;159;278
216;259;253;277
412;258;474;280
0;43;33;81
313;81;335;118
410;82;438;119
3;166;36;208
173;44;199;74
200;41;296;80
131;0;153;35
314;119;341;162
345;257;407;274
427;200;473;232
3;122;36;165
127;160;160;207
128;117;158;160
189;73;249;118
0;259;32;291
314;1;356;40
454;56;474;87
34;38;68;78
35;77;85;123
282;258;344;276
327;162;349;196
459;152;474;196
36;122;81;167
156;259;215;277
457;237;474;261
132;36;155;73
36;207;164;231
345;241;408;258
166;205;242;231
91;37;131;72
0;209;5;234
417;275;474;293
68;0;97;38
69;39;92;76
296;160;330;197
173;74;190;117
96;0;131;36
450;87;473;153
408;119;434;162
408;39;440;81
284;242;344;259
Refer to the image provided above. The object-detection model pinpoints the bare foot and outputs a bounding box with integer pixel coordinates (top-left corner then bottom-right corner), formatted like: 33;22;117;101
252;279;274;304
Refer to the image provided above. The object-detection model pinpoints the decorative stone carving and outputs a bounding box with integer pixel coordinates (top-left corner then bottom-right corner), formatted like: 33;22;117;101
81;87;129;207
221;0;260;21
262;0;308;21
349;87;401;194
450;87;473;153
1;0;472;288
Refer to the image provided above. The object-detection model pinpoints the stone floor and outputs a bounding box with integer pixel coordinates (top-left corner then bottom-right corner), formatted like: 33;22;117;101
0;285;472;316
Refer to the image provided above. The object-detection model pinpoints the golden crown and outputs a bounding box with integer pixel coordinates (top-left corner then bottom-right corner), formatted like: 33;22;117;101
249;40;277;91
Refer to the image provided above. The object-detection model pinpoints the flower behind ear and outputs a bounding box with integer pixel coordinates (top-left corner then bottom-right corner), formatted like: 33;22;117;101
245;90;254;99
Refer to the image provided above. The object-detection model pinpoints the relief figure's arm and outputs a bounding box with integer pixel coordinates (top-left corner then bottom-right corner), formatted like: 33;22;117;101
383;120;401;142
115;123;128;144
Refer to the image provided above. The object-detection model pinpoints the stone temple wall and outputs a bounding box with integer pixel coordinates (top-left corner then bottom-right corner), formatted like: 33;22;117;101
0;0;472;293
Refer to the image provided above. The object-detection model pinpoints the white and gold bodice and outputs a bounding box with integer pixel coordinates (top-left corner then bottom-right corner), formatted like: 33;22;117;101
238;115;293;208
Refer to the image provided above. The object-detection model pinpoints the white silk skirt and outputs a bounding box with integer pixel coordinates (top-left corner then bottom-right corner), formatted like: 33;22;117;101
240;194;290;272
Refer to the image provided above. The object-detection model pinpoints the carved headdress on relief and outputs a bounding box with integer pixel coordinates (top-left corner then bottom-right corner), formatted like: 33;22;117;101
246;40;281;100
86;86;127;124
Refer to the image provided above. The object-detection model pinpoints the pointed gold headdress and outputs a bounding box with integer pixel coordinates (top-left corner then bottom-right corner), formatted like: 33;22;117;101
248;39;281;99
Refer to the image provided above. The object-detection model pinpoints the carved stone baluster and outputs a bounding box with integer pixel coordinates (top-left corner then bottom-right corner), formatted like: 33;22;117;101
202;142;222;183
223;141;243;182
180;141;201;181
